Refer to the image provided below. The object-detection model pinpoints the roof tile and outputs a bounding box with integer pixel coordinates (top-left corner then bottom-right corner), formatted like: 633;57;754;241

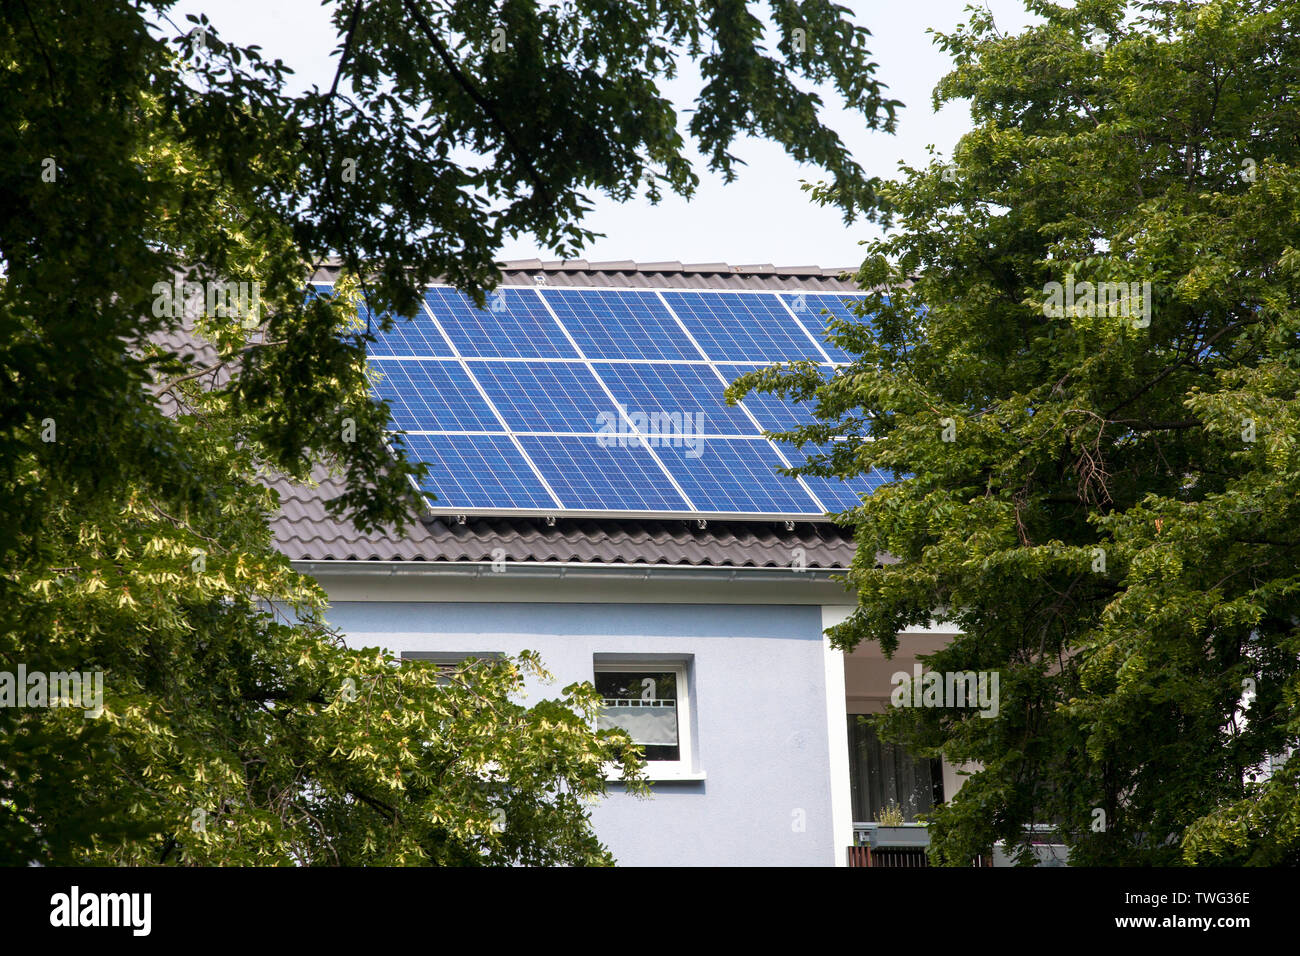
270;467;857;569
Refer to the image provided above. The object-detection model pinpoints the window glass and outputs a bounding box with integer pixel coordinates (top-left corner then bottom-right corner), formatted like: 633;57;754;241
400;652;502;686
847;716;944;823
595;670;680;762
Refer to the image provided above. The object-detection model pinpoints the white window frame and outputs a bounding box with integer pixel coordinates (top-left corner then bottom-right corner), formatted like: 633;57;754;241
593;657;703;782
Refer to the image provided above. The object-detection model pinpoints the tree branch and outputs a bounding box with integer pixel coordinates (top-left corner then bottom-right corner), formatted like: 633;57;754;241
399;0;548;194
1104;316;1256;419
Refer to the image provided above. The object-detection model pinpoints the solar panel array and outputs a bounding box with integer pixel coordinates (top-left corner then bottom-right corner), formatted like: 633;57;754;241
327;283;888;518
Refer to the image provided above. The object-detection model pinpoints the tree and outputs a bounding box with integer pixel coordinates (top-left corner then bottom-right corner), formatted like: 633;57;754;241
735;0;1300;865
1;0;898;862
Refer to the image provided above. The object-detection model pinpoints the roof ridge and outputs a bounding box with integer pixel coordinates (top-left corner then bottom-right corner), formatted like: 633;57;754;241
500;259;856;277
311;257;863;284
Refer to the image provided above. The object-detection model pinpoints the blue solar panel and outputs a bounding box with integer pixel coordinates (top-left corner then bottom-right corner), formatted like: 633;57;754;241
468;360;611;433
661;291;831;363
541;288;701;361
308;284;449;355
368;360;502;432
776;441;890;514
715;364;835;433
736;393;816;433
781;293;868;362
404;434;557;510
517;435;691;511
357;304;449;357
317;280;888;516
595;363;756;435
652;438;819;514
426;287;577;358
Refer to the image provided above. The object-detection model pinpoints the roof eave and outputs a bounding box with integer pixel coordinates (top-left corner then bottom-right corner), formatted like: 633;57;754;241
291;559;849;580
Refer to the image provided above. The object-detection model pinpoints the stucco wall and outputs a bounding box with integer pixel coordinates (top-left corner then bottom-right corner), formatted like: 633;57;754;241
325;600;838;866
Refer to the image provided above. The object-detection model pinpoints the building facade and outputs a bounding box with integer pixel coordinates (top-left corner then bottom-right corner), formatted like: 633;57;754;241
279;260;982;866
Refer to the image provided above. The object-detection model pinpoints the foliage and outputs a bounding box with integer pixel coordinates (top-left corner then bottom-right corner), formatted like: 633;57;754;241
877;802;905;827
4;297;649;863
735;0;1300;865
0;0;897;863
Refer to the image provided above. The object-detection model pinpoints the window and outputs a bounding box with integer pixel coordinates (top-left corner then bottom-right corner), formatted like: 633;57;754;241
401;651;503;685
594;659;697;778
847;716;944;823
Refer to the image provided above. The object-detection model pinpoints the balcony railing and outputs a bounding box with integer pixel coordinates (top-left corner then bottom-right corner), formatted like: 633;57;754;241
849;822;944;867
847;822;1067;867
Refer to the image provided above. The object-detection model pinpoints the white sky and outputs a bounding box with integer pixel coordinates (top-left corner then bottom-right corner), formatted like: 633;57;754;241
170;1;1039;268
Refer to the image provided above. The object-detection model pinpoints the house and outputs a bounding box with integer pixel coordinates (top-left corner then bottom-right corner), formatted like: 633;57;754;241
277;259;987;867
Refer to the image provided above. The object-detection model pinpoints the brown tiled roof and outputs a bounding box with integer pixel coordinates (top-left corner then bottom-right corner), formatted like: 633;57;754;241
178;260;871;570
313;258;863;291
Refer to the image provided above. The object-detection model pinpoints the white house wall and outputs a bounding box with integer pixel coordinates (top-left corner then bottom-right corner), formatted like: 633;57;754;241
321;591;844;866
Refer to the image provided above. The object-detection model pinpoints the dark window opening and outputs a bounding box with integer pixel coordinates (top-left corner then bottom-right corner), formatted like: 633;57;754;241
847;715;944;823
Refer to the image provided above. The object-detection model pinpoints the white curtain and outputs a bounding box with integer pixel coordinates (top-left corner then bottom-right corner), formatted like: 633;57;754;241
598;700;678;746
